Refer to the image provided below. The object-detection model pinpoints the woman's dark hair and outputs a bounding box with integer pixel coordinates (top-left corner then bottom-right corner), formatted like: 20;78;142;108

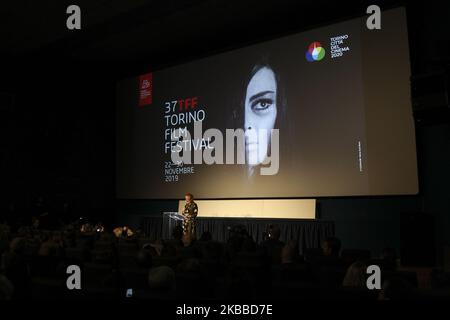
245;61;288;132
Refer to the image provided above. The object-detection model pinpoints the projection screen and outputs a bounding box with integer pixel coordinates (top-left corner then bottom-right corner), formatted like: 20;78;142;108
116;7;418;199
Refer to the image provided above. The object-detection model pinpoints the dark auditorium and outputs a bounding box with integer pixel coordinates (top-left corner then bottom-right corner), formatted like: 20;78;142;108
1;0;450;310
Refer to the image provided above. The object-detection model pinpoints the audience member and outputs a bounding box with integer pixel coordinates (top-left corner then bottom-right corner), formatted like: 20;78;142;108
38;231;63;257
380;247;398;271
342;261;367;288
0;216;433;301
1;237;30;298
136;247;153;268
281;240;300;265
177;258;201;273
322;237;341;258
164;226;183;249
148;266;176;292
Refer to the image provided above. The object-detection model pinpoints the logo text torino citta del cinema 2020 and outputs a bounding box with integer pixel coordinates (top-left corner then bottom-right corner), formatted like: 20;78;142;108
305;42;326;62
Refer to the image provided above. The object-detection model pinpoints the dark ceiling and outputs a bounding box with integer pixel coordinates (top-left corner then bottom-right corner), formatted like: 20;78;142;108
3;1;447;72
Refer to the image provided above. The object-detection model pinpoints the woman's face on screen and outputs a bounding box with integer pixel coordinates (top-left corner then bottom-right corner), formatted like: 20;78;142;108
244;66;277;166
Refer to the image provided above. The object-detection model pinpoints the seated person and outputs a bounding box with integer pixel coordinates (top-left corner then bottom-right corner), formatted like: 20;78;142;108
113;226;134;239
310;236;344;267
38;231;63;257
80;223;94;234
322;237;341;258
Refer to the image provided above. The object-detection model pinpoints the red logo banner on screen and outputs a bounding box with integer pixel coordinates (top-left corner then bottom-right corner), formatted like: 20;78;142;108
138;73;153;107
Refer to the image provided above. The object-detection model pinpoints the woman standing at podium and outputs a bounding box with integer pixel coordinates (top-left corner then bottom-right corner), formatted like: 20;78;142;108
182;193;198;237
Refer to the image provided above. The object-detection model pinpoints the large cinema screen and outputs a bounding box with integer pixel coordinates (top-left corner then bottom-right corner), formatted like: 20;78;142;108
116;7;418;199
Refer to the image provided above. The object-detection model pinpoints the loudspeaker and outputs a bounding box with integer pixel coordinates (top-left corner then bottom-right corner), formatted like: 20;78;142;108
400;212;436;267
412;71;450;125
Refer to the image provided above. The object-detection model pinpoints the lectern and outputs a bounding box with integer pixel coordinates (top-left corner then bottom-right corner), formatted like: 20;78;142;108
162;212;184;239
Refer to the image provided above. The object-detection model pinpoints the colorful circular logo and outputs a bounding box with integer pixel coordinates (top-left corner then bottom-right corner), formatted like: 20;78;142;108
305;41;326;62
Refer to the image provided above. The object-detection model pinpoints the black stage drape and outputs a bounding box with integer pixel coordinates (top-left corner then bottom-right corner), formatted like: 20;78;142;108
141;217;334;254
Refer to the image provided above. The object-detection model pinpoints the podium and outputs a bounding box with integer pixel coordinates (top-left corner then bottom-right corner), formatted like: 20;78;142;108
162;212;184;239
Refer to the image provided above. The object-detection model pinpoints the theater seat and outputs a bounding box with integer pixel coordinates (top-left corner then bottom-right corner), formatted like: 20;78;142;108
30;255;63;278
118;252;137;268
82;263;117;290
65;247;89;262
318;265;347;288
31;277;65;300
384;270;419;288
320;287;379;300
118;241;138;253
91;249;114;264
304;248;323;262
341;249;371;265
271;281;321;300
94;241;114;251
271;263;313;284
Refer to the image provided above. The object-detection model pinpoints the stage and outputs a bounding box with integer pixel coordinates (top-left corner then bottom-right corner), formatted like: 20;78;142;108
141;216;334;254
